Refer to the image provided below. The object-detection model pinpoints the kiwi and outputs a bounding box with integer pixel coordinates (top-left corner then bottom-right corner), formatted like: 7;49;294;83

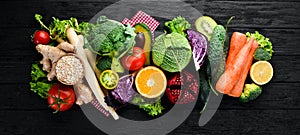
195;16;218;41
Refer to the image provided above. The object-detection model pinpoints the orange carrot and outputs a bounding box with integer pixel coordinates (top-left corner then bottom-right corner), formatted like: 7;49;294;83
226;32;247;69
215;38;255;94
228;40;259;97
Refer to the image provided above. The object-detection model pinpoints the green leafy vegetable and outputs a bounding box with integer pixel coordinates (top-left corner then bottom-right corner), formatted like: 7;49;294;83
35;14;92;41
165;16;191;36
253;48;271;61
132;96;164;116
246;31;273;58
239;83;262;103
152;32;192;72
29;63;54;99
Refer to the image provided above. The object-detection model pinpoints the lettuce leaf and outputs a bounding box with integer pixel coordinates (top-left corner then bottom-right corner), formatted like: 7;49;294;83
29;63;54;99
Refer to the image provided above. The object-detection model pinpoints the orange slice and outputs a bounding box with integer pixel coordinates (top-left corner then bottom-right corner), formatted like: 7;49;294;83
250;61;273;85
135;66;167;98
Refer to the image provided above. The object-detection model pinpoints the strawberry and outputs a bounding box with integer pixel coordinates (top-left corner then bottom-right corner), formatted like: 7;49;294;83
165;71;199;104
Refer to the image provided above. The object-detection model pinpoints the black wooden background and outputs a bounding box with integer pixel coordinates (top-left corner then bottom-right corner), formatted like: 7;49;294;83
0;0;299;134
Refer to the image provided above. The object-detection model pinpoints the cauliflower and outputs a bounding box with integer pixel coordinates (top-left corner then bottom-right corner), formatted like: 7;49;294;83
239;83;262;103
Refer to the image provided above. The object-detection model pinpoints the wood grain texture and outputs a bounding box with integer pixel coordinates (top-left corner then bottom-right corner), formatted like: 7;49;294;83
0;0;299;134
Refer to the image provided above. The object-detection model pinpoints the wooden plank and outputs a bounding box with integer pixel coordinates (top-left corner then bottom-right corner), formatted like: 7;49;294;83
0;1;299;28
0;82;298;111
0;110;298;134
201;1;300;29
171;110;300;134
0;110;105;135
1;55;299;83
0;27;299;57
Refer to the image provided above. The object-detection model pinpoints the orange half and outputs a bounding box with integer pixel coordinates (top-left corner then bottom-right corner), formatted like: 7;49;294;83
135;66;167;98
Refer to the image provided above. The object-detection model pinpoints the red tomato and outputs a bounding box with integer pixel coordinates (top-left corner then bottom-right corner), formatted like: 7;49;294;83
122;47;146;71
33;30;50;45
47;83;76;113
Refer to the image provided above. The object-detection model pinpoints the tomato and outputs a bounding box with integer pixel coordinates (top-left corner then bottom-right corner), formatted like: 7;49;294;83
47;83;76;113
99;70;119;90
121;47;146;71
33;30;50;45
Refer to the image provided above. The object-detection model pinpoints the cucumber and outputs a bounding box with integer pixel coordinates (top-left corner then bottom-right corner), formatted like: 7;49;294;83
207;25;228;88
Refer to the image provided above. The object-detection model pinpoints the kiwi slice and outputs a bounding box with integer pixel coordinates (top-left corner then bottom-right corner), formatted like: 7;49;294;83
195;16;218;41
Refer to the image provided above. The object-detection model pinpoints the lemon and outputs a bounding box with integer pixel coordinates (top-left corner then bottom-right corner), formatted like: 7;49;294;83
250;61;273;85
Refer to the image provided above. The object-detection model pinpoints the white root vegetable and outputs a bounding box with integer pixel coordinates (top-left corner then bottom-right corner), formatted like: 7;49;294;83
73;31;119;120
67;27;79;45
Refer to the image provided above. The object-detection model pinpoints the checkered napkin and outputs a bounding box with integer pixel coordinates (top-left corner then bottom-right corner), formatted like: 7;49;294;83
91;11;159;117
122;11;160;41
91;99;110;117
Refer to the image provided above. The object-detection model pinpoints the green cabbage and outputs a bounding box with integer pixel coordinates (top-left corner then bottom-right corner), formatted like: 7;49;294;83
152;32;192;72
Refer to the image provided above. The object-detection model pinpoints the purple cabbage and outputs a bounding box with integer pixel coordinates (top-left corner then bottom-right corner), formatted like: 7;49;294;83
186;29;208;70
111;74;136;104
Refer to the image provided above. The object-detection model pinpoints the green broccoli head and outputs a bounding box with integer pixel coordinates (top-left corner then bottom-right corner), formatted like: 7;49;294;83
85;16;128;54
254;48;271;61
89;34;113;54
96;57;112;71
239;83;262;103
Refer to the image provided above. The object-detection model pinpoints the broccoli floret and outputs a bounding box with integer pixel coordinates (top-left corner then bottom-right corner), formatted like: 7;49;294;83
96;57;112;71
89;34;113;53
254;48;271;61
239;83;262;103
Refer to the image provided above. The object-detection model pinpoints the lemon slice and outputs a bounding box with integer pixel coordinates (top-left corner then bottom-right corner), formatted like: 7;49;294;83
250;61;273;85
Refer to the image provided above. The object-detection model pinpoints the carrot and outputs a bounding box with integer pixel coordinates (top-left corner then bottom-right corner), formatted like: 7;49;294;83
215;38;255;94
226;32;247;69
228;40;259;97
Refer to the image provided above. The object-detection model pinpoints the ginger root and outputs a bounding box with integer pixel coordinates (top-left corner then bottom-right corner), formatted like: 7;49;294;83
74;80;94;105
36;41;76;81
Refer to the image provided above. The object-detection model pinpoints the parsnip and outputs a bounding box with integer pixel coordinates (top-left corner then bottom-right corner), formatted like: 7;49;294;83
74;33;119;120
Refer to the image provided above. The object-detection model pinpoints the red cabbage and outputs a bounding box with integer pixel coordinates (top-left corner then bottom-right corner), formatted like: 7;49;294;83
186;29;208;70
111;75;136;104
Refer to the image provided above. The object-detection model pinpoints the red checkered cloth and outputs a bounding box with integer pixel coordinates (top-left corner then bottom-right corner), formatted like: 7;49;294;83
91;99;110;117
122;11;160;41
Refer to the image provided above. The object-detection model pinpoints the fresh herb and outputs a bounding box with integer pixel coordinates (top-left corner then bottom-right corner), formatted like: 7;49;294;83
246;31;273;59
132;96;164;117
29;62;54;99
165;16;191;36
35;14;92;41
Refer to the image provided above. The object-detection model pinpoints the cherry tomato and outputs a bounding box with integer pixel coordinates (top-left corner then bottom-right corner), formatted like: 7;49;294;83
47;83;76;113
33;30;50;45
122;47;146;71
